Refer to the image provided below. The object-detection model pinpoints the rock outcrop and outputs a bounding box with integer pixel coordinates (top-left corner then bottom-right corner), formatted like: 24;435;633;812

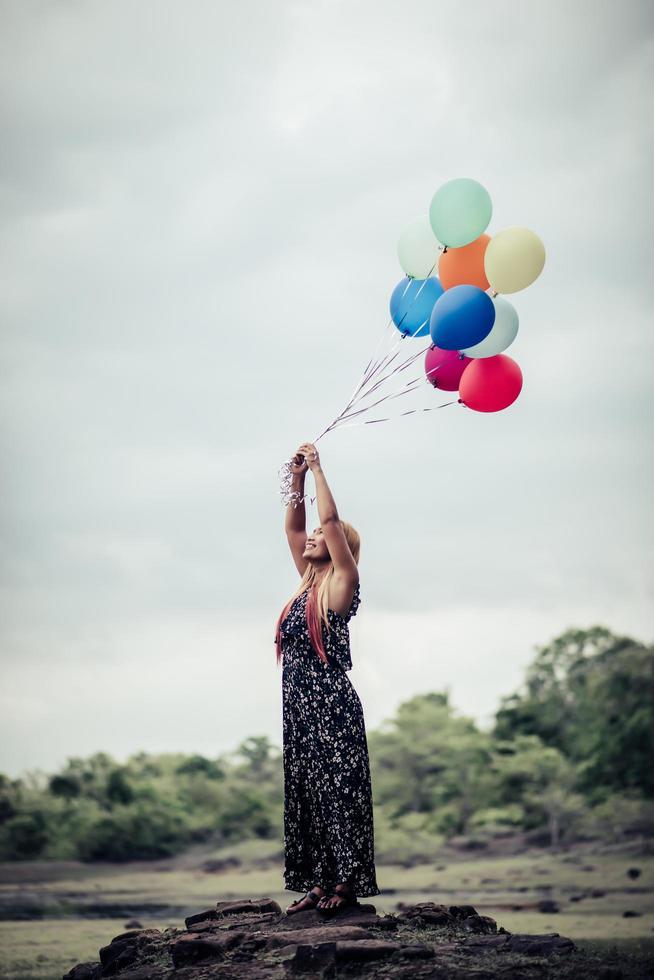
63;893;587;979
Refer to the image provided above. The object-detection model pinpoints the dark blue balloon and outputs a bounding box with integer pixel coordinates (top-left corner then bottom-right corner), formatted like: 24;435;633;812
390;276;444;338
430;285;495;351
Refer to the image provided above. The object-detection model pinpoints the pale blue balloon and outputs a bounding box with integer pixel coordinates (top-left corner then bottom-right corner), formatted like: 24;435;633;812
461;296;519;358
429;177;492;248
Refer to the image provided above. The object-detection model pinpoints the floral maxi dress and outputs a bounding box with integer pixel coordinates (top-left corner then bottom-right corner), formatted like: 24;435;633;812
280;582;380;897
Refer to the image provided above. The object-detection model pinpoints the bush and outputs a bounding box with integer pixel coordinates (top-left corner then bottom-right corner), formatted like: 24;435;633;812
76;803;189;861
584;795;654;842
0;812;49;859
374;809;444;866
469;805;525;831
218;788;275;841
423;803;463;837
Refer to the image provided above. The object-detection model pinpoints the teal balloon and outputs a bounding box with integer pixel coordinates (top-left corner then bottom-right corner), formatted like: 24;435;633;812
429;178;493;248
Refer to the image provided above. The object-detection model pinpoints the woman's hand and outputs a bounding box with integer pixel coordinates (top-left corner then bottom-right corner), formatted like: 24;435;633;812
289;450;308;476
297;442;321;472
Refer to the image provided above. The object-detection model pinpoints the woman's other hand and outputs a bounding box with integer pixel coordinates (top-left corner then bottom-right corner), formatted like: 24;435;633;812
297;442;321;472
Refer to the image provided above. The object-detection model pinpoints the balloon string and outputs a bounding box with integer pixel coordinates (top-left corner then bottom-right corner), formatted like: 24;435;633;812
334;335;408;421
315;333;430;441
356;333;413;395
314;341;408;441
341;318;396;412
323;348;441;440
316;342;437;441
280;389;456;505
334;397;458;429
332;376;427;426
350;263;437;396
331;355;448;428
349;268;436;402
316;326;407;440
284;257;445;501
347;365;424;416
346;342;435;410
332;318;398;424
314;259;441;442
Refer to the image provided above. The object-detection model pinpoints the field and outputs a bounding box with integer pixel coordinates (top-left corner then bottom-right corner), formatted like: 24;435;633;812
1;841;652;980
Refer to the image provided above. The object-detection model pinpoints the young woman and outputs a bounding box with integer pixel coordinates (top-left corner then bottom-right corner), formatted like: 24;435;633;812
274;441;380;915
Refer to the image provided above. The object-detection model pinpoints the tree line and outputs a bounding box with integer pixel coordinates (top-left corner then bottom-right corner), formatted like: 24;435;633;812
1;626;652;862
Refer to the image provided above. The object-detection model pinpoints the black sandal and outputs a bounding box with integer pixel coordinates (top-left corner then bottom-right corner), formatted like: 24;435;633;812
317;883;358;916
286;889;323;915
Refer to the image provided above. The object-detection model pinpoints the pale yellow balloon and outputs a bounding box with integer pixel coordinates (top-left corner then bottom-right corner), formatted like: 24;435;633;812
484;227;546;294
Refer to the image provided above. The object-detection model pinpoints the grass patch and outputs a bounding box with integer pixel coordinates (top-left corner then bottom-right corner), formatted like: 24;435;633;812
0;847;652;977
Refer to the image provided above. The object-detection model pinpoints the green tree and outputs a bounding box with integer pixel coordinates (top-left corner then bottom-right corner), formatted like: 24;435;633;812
49;774;81;800
0;774;18;823
573;639;654;796
494;627;654;798
54;752;118;809
106;769;134;805
175;755;225;779
235;737;279;779
491;735;585;846
369;692;493;834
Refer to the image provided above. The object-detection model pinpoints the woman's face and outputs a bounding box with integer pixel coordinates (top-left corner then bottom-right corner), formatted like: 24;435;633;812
303;526;330;562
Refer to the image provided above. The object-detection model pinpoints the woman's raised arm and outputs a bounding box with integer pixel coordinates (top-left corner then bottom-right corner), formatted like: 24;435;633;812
285;454;309;575
297;442;358;585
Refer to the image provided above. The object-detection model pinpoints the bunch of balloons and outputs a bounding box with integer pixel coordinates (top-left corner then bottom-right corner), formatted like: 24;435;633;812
392;177;545;412
279;177;546;505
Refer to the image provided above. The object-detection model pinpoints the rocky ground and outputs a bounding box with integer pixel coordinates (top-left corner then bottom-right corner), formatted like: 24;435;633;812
61;895;652;980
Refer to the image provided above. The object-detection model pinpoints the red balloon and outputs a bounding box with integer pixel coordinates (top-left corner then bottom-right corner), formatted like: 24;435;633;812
424;345;470;391
458;354;523;412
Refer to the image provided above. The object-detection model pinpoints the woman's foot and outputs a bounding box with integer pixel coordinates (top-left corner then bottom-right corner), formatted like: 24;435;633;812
285;886;325;914
317;882;357;911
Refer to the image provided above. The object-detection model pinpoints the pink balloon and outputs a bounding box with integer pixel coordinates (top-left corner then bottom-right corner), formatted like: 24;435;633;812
424;345;470;392
458;354;523;413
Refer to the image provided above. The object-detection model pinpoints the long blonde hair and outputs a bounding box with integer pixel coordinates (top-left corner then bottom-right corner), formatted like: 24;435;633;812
274;520;360;665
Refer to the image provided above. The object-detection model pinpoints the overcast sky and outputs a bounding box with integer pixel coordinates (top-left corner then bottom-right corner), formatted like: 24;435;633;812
1;0;652;778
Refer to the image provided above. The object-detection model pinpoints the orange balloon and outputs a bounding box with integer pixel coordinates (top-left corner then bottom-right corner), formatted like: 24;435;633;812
439;234;490;291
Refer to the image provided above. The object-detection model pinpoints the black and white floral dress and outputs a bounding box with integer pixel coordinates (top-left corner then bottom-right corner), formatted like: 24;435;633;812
280;582;380;897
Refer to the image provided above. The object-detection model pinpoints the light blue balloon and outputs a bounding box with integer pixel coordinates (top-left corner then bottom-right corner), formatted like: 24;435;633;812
429;285;495;351
429;177;492;248
461;296;519;357
389;276;444;338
